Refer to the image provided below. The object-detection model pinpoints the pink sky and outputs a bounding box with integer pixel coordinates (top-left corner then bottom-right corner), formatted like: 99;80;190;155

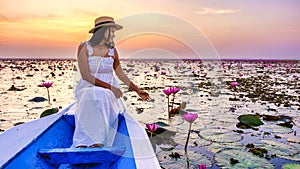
0;0;299;60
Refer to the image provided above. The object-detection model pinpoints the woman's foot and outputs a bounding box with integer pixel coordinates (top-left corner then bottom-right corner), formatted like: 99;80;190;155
75;145;88;148
88;143;104;148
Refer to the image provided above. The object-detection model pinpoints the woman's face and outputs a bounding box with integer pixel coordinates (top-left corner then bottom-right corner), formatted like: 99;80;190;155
104;27;116;43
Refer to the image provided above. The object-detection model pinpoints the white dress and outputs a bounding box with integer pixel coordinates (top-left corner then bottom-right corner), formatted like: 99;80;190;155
72;41;160;168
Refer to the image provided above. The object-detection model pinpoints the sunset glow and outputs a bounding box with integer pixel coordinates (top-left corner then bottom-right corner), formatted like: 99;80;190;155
0;0;299;60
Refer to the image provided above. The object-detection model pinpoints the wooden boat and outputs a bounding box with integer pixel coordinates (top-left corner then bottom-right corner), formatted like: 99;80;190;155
0;103;140;168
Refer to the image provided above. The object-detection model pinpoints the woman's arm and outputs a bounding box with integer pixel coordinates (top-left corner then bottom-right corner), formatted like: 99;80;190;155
113;48;139;91
77;43;122;98
113;48;150;101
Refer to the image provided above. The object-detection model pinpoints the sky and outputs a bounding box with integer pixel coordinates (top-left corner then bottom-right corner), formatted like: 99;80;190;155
0;0;299;60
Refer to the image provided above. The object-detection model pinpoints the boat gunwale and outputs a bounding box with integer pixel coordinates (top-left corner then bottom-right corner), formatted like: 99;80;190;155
0;103;75;168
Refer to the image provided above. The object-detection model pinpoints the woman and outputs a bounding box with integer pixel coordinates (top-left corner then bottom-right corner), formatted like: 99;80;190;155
73;16;160;167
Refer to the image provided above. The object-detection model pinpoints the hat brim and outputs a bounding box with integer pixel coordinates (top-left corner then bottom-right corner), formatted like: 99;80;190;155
89;23;123;33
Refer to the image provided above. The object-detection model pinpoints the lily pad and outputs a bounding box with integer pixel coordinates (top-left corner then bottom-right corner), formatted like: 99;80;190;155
214;114;239;124
205;142;244;154
282;163;300;169
40;108;59;118
275;134;300;143
238;114;263;127
157;149;212;169
206;114;238;128
200;128;242;143
173;132;212;147
259;140;298;158
284;143;300;161
156;121;170;127
214;149;274;169
147;127;177;146
7;85;26;91
28;97;47;102
262;114;292;122
261;124;293;134
210;119;238;128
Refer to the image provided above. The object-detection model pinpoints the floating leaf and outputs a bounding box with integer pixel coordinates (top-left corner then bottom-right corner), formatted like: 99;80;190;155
28;97;47;102
157;149;212;169
282;163;300;169
275;134;300;143
284;143;300;161
158;144;174;151
205;142;244;154
277;122;293;128
204;113;239;128
148;127;177;146
262;114;292;122
173;132;212;147
209;121;236;129
238;114;263;127
214;149;274;169
7;85;26;91
259;140;298;158
40;108;59;118
214;114;239;124
261;124;293;134
156;121;170;127
200;128;242;143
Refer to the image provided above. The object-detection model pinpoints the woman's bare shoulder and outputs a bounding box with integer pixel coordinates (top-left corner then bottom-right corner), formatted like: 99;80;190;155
78;42;87;52
77;42;88;57
79;42;87;49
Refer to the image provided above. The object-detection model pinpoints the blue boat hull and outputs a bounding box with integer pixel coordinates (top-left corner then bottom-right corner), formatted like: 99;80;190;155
0;104;137;169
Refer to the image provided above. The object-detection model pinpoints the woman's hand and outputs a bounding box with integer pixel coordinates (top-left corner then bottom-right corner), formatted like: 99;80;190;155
111;86;123;98
137;90;151;101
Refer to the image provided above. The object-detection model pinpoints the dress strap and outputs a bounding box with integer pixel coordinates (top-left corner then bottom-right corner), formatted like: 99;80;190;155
85;41;93;56
108;48;115;57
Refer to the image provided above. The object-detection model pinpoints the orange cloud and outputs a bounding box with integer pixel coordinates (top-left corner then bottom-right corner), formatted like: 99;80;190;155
0;16;93;47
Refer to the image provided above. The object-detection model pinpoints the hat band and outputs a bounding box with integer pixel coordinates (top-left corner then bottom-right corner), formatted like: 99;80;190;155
95;21;115;27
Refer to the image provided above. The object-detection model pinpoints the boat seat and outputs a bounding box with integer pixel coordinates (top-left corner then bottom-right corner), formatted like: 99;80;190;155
38;146;126;165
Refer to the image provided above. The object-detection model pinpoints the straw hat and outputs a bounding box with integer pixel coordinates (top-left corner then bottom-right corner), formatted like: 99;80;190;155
89;16;122;33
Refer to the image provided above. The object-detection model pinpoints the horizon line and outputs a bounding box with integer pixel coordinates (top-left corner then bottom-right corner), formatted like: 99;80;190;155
0;57;299;62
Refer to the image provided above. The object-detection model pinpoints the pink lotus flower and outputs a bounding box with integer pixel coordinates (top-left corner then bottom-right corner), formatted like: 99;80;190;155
230;82;239;100
41;82;53;88
146;123;159;132
230;82;239;87
183;113;198;152
155;66;160;72
183;113;198;123
199;164;206;169
163;86;181;96
163;88;172;96
169;87;181;94
146;123;159;138
163;86;181;118
41;82;53;105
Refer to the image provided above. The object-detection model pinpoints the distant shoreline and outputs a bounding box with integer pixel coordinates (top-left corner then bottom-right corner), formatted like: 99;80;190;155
0;57;299;62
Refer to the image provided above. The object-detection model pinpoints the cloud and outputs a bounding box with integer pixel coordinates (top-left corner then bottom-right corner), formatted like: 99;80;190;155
196;8;241;15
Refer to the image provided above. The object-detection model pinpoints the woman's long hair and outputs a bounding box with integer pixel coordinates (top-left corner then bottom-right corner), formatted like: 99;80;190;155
88;26;114;48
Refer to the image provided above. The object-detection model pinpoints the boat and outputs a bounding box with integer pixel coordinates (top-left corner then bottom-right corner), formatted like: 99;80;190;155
0;103;156;169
